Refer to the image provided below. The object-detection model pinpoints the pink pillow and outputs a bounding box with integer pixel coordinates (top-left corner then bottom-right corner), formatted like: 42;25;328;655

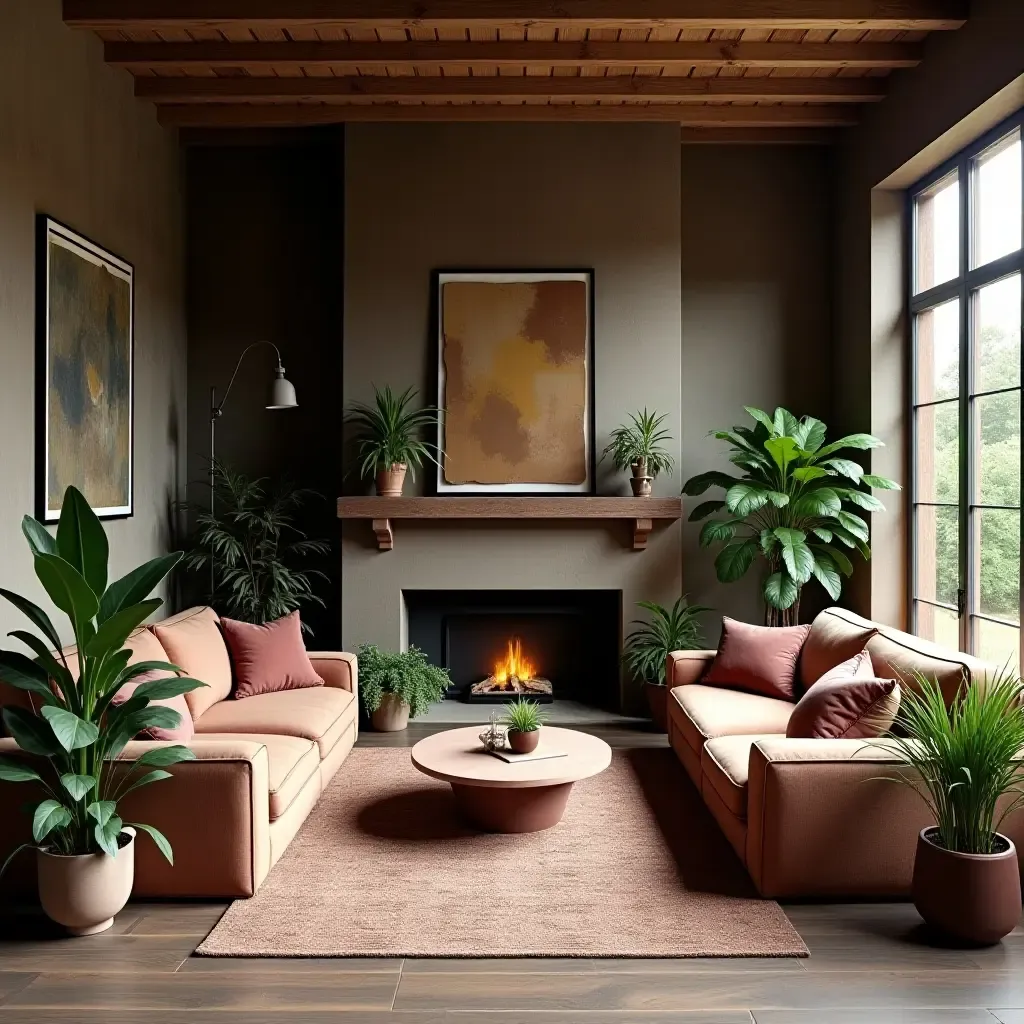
221;611;324;699
703;616;810;701
111;671;195;743
787;649;901;740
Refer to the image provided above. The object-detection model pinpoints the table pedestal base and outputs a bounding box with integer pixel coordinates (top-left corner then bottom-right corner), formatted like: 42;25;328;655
451;782;574;833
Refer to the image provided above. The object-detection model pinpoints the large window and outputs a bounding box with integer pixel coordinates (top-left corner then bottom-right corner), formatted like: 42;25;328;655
911;114;1024;671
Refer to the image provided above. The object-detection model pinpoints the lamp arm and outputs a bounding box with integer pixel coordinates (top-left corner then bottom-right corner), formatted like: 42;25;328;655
212;340;284;419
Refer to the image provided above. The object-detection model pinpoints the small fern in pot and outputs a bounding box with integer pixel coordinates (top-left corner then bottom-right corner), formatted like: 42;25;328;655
358;644;452;732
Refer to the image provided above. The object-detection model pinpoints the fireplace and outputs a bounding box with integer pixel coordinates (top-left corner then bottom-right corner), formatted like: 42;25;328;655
404;590;621;709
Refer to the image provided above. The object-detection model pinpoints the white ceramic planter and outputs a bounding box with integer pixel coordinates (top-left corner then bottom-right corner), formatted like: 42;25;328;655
37;827;136;936
372;693;410;732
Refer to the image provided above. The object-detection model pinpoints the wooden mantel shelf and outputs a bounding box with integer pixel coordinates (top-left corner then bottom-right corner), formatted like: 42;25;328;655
337;496;682;552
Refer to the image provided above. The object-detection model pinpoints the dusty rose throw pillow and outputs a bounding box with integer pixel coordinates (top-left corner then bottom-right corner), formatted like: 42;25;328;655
703;616;811;701
221;611;324;699
111;671;195;743
787;649;901;740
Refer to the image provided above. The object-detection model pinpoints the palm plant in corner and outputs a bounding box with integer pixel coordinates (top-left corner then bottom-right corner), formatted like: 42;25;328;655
0;486;204;935
683;406;899;626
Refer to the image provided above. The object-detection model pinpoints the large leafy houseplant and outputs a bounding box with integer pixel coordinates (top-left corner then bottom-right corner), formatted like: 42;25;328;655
358;644;452;731
182;461;329;633
684;406;900;626
0;486;203;871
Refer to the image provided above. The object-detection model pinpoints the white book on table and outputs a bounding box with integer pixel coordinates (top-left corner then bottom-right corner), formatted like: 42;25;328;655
486;746;568;764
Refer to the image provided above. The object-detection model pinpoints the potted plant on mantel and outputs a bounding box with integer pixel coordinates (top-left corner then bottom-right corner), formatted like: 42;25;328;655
602;409;675;497
622;596;709;731
876;671;1024;945
684;406;900;626
0;487;203;935
358;644;452;731
346;384;441;497
501;697;548;754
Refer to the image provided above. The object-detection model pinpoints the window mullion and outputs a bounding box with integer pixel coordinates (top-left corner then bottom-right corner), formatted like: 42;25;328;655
960;153;972;655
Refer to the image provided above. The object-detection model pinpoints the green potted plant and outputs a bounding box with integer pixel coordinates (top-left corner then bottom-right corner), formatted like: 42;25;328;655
501;697;548;754
684;406;900;626
602;409;675;497
877;671;1024;945
346;385;441;496
0;486;203;935
622;596;709;731
358;644;452;731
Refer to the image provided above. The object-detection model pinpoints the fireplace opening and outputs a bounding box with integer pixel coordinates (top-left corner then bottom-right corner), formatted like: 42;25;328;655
404;590;621;710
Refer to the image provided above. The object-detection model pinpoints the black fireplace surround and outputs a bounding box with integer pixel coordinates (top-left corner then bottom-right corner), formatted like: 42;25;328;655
404;590;621;709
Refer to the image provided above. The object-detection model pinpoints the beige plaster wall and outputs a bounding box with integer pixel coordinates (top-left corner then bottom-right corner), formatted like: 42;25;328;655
0;0;186;642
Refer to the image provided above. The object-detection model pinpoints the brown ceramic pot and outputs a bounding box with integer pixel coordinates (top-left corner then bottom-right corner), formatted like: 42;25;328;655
37;827;136;936
912;827;1021;945
375;464;407;497
630;460;653;497
645;682;669;732
507;728;540;754
371;692;410;732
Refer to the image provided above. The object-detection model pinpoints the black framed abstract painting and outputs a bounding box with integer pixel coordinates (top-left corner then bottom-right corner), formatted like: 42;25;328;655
37;217;134;521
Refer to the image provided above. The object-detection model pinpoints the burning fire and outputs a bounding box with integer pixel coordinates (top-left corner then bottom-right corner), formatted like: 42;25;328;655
492;637;536;685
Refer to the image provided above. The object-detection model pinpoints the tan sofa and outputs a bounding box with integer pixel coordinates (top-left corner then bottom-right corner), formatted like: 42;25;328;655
667;606;1024;899
0;606;358;898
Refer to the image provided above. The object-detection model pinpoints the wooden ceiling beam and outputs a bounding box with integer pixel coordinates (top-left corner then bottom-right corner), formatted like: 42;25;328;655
156;102;860;128
105;40;923;69
136;74;886;104
64;0;967;31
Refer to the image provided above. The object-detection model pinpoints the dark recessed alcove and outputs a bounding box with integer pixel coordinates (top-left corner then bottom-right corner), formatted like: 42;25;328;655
404;590;622;710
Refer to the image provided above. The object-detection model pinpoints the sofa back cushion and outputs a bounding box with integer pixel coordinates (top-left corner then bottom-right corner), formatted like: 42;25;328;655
799;609;878;693
152;606;232;720
703;617;810;701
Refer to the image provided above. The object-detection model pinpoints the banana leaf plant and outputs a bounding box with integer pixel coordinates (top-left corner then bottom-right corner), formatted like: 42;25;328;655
0;486;205;871
683;407;900;626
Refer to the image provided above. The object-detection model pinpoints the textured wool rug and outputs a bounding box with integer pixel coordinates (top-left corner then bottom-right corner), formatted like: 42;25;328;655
196;746;807;958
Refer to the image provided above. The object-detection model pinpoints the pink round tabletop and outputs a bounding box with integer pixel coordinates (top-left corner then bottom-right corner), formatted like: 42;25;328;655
411;726;612;789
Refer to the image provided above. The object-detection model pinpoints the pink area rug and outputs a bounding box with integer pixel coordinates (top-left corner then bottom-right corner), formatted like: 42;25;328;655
196;746;807;958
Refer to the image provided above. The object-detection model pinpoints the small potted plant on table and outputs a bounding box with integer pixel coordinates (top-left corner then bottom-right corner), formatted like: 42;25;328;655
358;644;452;731
502;697;548;754
602;409;675;497
622;596;708;731
346;385;441;496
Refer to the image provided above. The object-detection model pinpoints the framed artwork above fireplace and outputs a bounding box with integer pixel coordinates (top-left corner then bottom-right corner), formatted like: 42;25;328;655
435;270;595;495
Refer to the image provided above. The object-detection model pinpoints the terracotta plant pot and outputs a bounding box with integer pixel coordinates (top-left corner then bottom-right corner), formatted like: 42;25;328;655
37;827;136;936
375;464;407;497
371;692;410;732
507;728;540;754
645;682;669;732
912;827;1022;945
630;460;653;498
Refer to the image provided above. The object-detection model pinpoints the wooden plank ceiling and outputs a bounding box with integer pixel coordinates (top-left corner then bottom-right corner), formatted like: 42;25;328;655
63;2;967;141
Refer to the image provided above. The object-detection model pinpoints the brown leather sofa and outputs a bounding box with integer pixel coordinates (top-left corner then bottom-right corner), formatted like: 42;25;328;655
667;606;1024;899
0;606;358;898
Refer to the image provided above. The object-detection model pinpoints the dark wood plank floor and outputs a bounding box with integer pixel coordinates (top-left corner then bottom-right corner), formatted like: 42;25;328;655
3;722;1023;1023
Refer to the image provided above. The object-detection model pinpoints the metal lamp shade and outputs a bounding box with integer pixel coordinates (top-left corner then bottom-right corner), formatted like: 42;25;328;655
267;370;298;410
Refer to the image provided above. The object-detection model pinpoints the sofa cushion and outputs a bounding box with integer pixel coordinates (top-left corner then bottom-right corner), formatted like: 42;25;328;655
193;685;357;759
221;612;324;699
670;684;794;753
702;735;778;819
703;617;810;701
788;651;901;740
798;609;878;693
152;607;232;721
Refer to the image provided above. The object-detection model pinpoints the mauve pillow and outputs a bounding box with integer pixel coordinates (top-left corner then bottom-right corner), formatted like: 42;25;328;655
111;671;194;743
787;649;901;740
703;617;811;701
221;611;324;699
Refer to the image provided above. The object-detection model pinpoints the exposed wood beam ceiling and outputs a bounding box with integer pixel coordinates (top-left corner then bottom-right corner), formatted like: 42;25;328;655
64;0;967;132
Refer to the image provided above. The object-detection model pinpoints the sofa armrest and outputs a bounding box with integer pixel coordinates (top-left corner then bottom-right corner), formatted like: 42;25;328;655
309;651;358;697
666;650;716;688
0;737;271;899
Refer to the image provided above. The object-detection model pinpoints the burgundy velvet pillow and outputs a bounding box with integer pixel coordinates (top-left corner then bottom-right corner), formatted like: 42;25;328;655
111;671;195;743
787;649;901;740
703;616;810;701
221;611;324;699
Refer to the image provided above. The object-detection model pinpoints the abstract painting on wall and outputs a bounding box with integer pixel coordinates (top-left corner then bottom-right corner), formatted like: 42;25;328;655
37;217;134;521
436;271;594;494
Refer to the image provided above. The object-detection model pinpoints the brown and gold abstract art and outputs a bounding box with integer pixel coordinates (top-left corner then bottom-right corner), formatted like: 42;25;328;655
39;219;133;520
438;273;593;492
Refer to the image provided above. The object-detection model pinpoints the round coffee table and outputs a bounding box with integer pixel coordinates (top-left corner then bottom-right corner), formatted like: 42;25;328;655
410;725;612;834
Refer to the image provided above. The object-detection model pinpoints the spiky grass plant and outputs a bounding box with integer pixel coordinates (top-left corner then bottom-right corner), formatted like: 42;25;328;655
602;409;675;478
346;385;441;481
501;697;547;734
880;671;1024;854
622;596;710;686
